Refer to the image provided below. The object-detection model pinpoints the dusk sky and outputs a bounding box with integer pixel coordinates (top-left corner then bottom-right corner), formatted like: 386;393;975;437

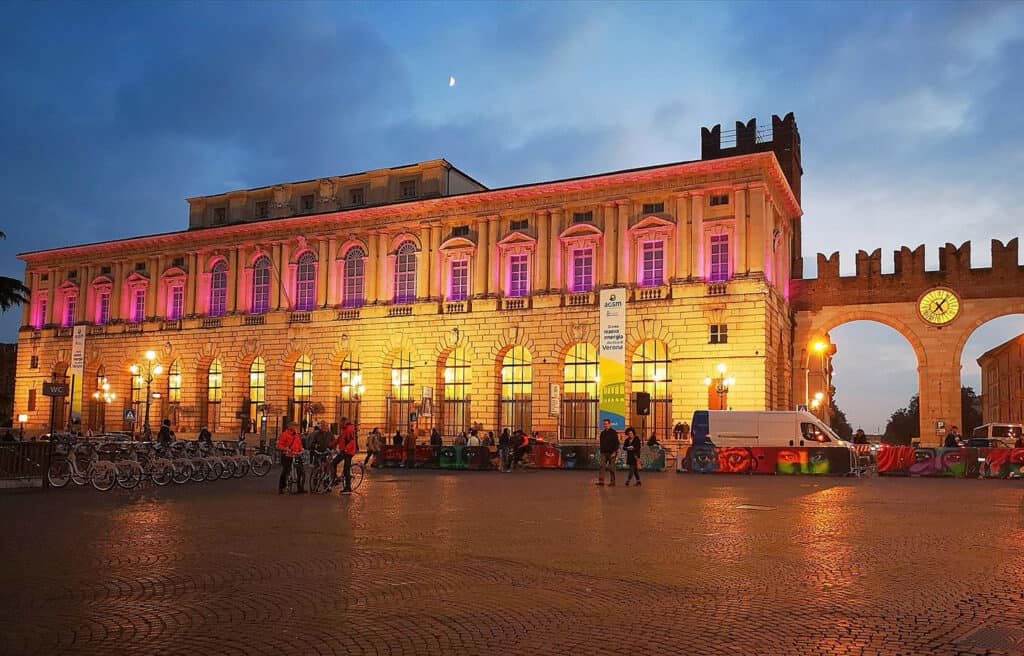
2;1;1022;431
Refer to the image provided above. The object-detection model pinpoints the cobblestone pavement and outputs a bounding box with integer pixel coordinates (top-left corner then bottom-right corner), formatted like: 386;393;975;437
1;471;1023;656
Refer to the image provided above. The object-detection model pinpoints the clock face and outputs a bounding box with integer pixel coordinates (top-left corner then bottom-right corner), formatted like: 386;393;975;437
918;288;960;325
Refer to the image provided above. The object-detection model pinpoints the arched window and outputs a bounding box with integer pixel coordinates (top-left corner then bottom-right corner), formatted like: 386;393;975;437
167;360;182;427
339;354;363;429
131;366;144;427
89;365;110;432
209;260;228;317
630;340;671;438
386;351;414;434
206;359;223;432
442;348;471;438
295;252;316;311
500;346;532;434
248;357;265;428
343;247;366;308
292;355;313;424
393;241;417;305
252;256;271;314
562;343;599;440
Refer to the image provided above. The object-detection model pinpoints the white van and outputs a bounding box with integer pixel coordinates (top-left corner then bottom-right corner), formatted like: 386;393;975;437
691;410;853;449
971;423;1022;441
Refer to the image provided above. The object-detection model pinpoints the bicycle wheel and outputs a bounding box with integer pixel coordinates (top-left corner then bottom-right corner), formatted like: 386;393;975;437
218;457;235;479
233;456;249;478
116;461;143;489
47;459;72;488
191;459;209;482
349;462;365;491
308;468;323;493
172;460;192;484
250;454;272;477
151;459;173;486
205;459;222;482
71;459;89;486
91;462;117;491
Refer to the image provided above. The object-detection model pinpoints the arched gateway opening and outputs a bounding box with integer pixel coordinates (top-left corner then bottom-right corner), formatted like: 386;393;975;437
958;313;1024;435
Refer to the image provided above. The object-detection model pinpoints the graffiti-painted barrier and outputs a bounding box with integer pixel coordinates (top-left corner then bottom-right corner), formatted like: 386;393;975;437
379;444;406;468
875;446;1024;478
675;446;855;475
414;445;440;468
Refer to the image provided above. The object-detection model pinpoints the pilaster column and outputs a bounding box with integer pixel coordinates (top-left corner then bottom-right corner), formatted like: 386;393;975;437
616;201;631;286
417;227;430;300
326;238;339;306
377;234;390;302
270;244;282;310
77;266;90;323
145;257;158;318
690;194;704;279
429;226;442;300
365;235;379;304
534;209;549;292
549;209;563;292
747;185;768;275
734;186;747;275
473;220;488;298
186;254;198;315
44;270;56;325
227;249;239;312
278;242;292;309
22;272;34;326
487;217;500;295
674;193;690;281
316;239;329;307
602;203;617;286
111;262;124;320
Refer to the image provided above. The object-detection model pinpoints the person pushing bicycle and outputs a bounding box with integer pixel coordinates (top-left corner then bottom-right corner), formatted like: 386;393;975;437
329;418;357;495
277;421;305;494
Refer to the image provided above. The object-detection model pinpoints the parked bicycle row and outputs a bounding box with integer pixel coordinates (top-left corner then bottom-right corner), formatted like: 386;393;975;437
46;435;273;491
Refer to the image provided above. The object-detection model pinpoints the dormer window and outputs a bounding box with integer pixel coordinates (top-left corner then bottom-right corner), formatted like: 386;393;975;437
213;207;227;223
301;195;315;212
642;202;664;214
571;211;593;224
350;188;365;206
400;180;417;199
135;262;146;271
452;225;470;237
709;193;729;207
255;200;269;218
510;219;529;231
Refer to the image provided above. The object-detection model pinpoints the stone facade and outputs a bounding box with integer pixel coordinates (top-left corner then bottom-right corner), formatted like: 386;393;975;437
977;334;1024;425
13;118;802;439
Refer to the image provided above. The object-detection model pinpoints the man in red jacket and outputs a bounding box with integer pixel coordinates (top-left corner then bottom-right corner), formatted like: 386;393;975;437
329;417;357;495
277;421;305;494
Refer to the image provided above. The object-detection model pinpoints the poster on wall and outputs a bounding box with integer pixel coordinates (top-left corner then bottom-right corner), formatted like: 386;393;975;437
599;289;626;429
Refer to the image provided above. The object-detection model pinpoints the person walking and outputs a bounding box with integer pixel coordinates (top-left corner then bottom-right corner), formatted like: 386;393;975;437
597;419;620;486
364;427;379;466
277;421;304;494
623;427;642;486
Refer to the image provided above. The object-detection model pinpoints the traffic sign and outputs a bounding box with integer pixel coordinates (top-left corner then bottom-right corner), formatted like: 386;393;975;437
42;382;69;397
123;408;137;423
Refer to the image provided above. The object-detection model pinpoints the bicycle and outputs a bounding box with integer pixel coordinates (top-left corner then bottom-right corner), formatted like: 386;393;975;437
499;445;533;473
284;451;307;494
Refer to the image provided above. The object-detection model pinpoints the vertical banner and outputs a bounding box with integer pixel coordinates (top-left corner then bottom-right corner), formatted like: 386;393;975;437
69;325;87;424
599;289;626;429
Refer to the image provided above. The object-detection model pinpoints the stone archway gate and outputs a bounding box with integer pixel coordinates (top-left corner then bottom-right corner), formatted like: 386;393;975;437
791;239;1024;445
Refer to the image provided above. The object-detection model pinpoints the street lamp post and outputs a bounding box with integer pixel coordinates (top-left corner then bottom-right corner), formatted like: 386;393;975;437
17;413;27;438
130;350;163;439
703;363;736;410
91;376;117;434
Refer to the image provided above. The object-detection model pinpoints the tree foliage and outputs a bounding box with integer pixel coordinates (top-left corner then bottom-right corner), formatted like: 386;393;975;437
0;231;29;312
883;387;983;445
829;396;854;440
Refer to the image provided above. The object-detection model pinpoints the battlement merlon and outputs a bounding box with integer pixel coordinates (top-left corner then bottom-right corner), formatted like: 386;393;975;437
790;239;1023;311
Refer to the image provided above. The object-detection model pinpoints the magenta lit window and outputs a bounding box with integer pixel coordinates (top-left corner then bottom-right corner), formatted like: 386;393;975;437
509;254;529;298
343;247;365;308
63;295;77;327
252;256;271;313
169;285;184;320
450;260;468;301
209;261;228;317
35;298;47;329
572;248;593;293
641;241;664;287
97;292;110;325
131;288;146;323
394;242;417;305
709;234;730;282
295;252;316;311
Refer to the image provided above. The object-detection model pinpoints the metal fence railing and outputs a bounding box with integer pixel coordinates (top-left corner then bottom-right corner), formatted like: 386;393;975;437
0;441;52;485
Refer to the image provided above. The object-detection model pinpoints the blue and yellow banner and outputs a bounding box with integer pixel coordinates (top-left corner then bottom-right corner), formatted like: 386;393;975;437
599;289;626;429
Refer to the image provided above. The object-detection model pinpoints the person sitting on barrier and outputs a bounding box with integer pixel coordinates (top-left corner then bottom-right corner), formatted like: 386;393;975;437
277;421;305;494
393;430;403;447
454;431;468;446
943;426;962;448
467;431;480;447
483;431;495;447
430;427;443;446
1014;430;1024;449
158;419;174;447
198;425;212;446
646;431;660;448
512;430;530;469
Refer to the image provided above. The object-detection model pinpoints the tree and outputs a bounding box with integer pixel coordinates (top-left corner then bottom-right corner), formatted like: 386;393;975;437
961;386;983;436
884;393;919;445
829;396;854;440
0;231;29;312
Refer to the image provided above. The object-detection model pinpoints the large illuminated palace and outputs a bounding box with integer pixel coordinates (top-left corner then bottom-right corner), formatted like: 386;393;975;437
13;115;803;439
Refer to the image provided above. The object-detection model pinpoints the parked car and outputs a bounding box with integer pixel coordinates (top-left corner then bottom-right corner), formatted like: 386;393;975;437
966;437;1011;449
